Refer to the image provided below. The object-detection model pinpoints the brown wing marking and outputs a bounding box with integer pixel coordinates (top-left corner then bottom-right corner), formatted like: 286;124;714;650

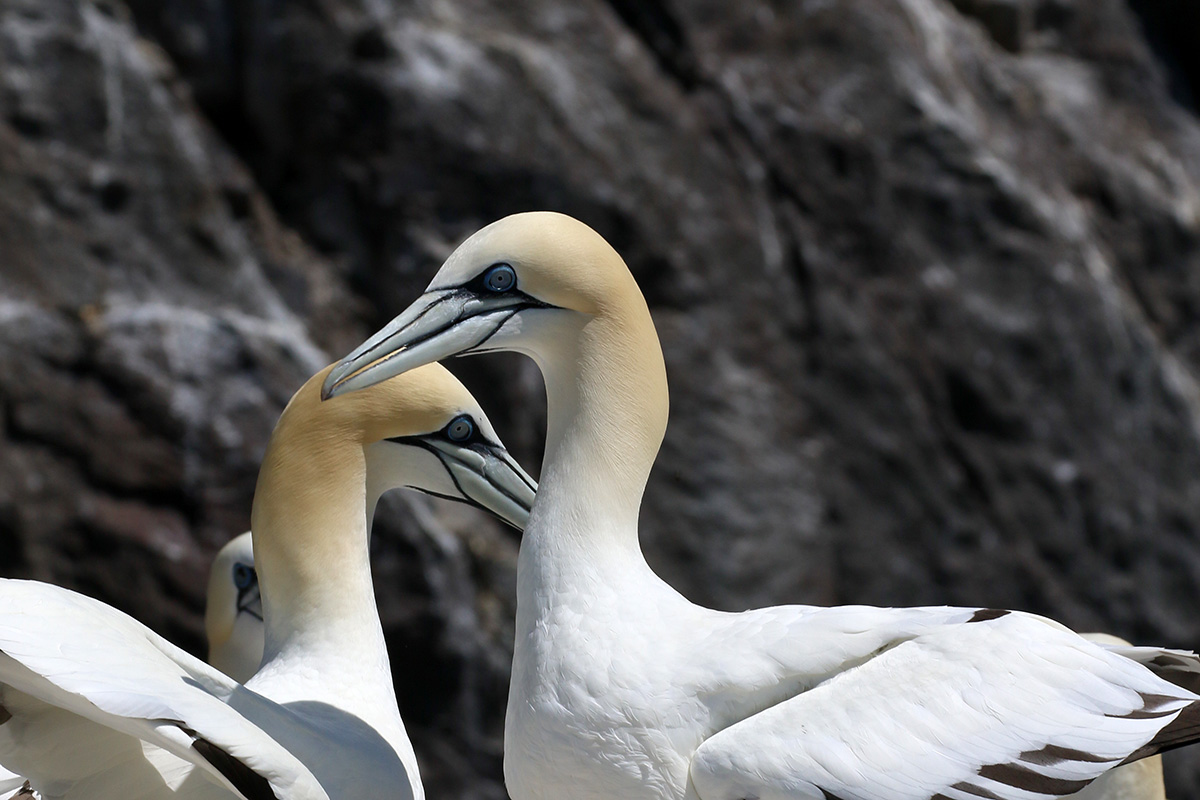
1120;699;1200;765
1018;743;1115;766
976;762;1091;795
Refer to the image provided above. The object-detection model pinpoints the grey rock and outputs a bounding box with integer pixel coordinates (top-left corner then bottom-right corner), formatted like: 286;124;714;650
5;0;1200;797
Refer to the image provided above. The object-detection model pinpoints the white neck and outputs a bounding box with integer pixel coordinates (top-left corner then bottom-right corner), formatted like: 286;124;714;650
520;301;669;587
248;429;407;747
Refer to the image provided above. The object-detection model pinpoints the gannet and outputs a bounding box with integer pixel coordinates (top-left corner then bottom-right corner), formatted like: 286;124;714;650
0;362;536;800
204;412;501;687
324;211;1200;800
205;533;264;685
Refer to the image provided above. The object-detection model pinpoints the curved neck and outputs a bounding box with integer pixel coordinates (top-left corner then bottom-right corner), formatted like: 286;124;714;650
527;295;669;564
248;420;401;735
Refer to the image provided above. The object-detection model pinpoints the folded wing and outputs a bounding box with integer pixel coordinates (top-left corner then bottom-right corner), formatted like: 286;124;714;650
691;612;1200;800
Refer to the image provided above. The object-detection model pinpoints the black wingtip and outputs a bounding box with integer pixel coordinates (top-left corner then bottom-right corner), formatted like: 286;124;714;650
192;736;277;800
977;761;1092;795
1146;652;1200;695
174;723;278;800
1122;699;1200;764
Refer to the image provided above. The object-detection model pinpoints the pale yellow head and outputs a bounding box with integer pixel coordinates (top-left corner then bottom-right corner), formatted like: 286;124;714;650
252;360;536;665
323;212;660;398
264;362;535;532
322;212;668;522
429;212;642;316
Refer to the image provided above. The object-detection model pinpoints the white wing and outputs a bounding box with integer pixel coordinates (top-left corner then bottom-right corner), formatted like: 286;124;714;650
0;580;329;800
690;612;1200;800
0;765;28;798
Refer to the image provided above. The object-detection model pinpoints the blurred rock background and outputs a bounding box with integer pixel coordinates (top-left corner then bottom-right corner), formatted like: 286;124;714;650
2;0;1200;796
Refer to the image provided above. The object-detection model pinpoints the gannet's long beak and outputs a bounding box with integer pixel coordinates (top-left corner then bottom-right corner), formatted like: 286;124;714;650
323;288;541;400
400;435;537;530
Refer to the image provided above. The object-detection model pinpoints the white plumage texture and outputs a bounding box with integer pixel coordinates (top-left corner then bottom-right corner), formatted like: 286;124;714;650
690;611;1193;800
0;534;269;800
0;580;327;800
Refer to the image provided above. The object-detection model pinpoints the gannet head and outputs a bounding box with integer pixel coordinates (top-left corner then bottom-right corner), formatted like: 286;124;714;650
290;362;536;528
205;532;264;683
323;212;637;399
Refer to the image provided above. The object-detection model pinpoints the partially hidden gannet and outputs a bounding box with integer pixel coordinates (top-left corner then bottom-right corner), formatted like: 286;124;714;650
205;532;265;685
324;212;1200;800
0;535;267;800
0;362;536;800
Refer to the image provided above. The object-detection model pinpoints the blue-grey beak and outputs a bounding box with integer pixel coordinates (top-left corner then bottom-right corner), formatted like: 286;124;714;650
323;288;535;400
390;434;537;530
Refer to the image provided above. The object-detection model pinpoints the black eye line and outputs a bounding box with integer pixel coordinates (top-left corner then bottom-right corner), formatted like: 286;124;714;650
396;443;530;526
385;429;502;451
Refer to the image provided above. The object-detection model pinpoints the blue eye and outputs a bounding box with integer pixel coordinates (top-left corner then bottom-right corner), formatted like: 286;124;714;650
445;415;475;442
483;263;516;292
232;563;255;589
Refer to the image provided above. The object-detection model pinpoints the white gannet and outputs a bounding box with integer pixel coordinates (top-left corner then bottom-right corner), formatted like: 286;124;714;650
324;211;1200;800
204;413;500;687
0;362;535;800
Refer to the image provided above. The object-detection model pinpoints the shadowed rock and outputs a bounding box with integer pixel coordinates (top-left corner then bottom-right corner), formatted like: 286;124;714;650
4;0;1200;796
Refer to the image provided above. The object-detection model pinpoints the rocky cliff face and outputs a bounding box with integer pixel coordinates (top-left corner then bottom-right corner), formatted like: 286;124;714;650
3;0;1200;796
